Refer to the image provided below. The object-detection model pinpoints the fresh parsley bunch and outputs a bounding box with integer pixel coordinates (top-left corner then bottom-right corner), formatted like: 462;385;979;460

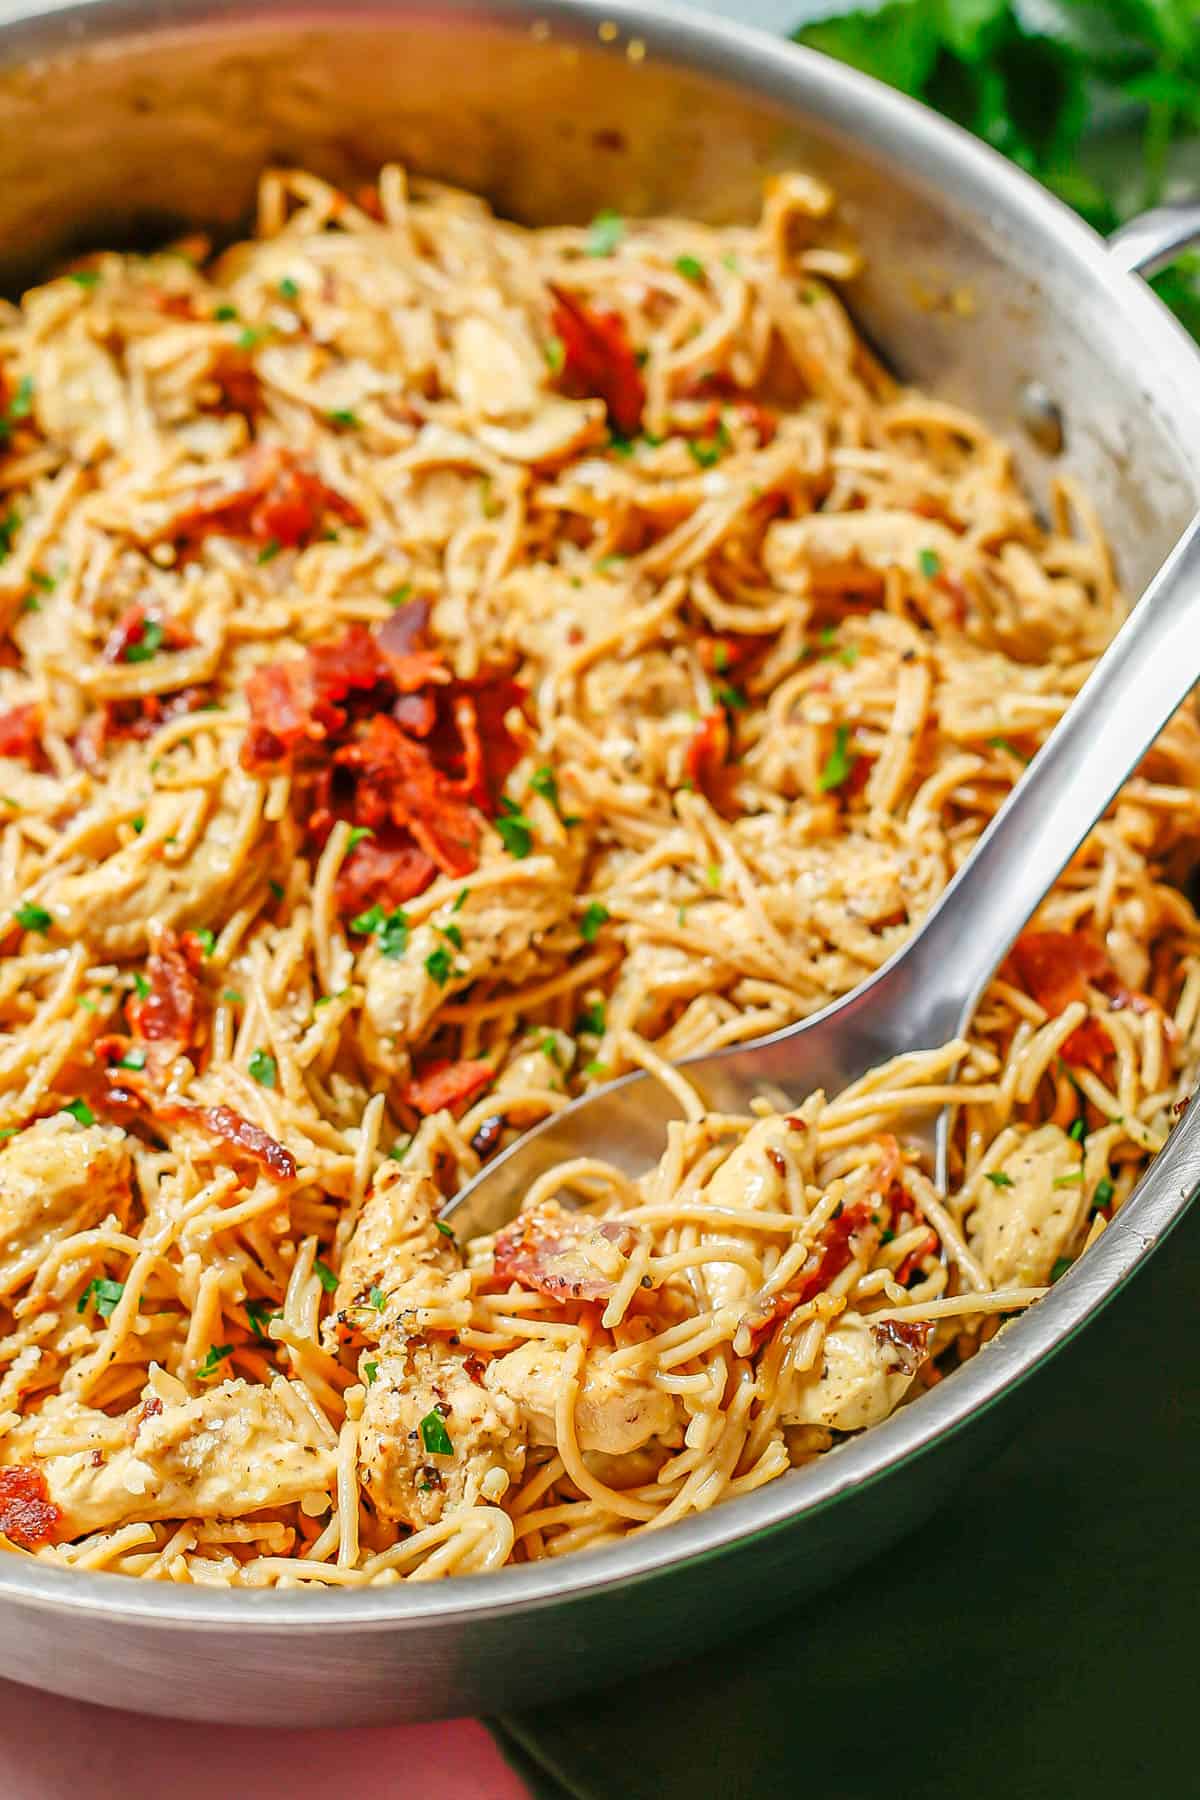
794;0;1200;332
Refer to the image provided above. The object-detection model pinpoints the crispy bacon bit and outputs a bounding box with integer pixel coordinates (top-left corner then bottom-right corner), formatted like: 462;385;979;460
243;613;528;916
354;184;385;220
127;931;203;1050
207;349;263;418
463;1353;488;1385
871;1317;933;1372
401;1058;494;1118
0;703;41;764
684;708;729;798
550;285;645;435
0;1465;61;1548
181;1103;297;1184
738;1198;877;1353
167;447;362;554
334;834;437;918
494;1201;642;1304
1010;930;1159;1073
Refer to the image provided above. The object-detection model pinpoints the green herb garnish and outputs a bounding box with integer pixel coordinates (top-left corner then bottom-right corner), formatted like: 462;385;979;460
196;1343;234;1377
314;1258;338;1294
586;210;625;257
123;619;164;664
368;1284;387;1312
918;548;941;579
115;1047;146;1071
675;254;705;282
14;902;50;933
364;1360;379;1384
495;796;533;859
278;277;300;300
576;1001;606;1036
818;724;858;793
193;927;216;958
1050;1257;1073;1283
256;539;281;564
346;826;374;851
76;1277;124;1320
248;1049;277;1088
983;1170;1014;1188
419;1409;454;1456
244;1299;278;1342
63;1099;95;1126
580;901;609;943
424;946;454;986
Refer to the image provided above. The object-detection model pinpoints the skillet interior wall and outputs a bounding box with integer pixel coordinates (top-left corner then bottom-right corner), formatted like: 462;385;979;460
0;0;1195;590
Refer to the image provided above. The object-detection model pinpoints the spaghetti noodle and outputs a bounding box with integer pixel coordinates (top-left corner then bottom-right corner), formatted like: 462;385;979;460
0;166;1194;1585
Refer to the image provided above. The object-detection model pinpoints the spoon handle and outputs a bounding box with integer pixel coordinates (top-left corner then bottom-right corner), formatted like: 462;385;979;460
904;513;1200;1038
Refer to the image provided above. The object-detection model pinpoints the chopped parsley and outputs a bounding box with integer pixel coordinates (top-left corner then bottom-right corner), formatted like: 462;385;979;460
424;946;454;986
838;643;861;669
368;1284;387;1312
452;888;469;913
268;880;285;901
346;825;374;851
713;682;747;711
278;276;300;300
539;1033;563;1066
1069;1117;1086;1142
983;1170;1014;1188
6;378;32;422
437;922;463;950
987;736;1030;761
131;815;145;835
607;430;636;458
586;210;625;257
1093;1177;1115;1211
918;547;941;579
721;251;741;273
133;974;151;1007
123;619;164;664
313;1258;338;1294
196;1343;234;1378
818;724;858;794
576;1000;606;1036
584;1059;610;1079
706;862;722;889
76;1277;124;1320
328;408;360;429
387;584;413;607
495;796;534;859
193;926;216;958
63;1099;95;1126
675;254;705;282
544;335;565;373
213;303;239;321
14;902;51;933
115;1047;146;1071
434;1219;456;1240
29;570;54;592
244;1299;279;1342
1050;1257;1073;1283
1052;1170;1085;1187
530;764;561;810
386;1137;412;1163
580;901;609;943
688;437;722;469
222;988;244;1005
351;903;385;935
69;269;101;288
0;510;20;560
419;1409;454;1456
364;1360;379;1384
237;326;266;350
256;539;281;564
247;1049;277;1088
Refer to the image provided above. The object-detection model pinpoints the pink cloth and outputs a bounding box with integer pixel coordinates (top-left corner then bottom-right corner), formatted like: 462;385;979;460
0;1679;527;1799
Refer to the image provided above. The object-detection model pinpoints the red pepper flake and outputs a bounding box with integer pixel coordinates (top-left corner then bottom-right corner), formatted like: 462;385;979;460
0;1465;61;1548
401;1058;494;1118
549;285;645;436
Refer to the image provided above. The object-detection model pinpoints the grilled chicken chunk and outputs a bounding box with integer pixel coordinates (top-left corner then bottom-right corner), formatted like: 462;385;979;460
0;1115;131;1299
485;1339;680;1457
9;1376;335;1535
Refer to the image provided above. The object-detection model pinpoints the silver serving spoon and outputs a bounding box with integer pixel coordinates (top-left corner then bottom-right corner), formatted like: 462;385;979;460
444;516;1200;1240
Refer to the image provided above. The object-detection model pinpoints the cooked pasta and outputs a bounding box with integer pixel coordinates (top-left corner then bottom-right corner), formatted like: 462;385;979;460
0;165;1194;1586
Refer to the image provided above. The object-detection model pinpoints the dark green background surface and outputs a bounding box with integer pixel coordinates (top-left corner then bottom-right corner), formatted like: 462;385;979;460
499;1193;1197;1797
497;5;1199;1791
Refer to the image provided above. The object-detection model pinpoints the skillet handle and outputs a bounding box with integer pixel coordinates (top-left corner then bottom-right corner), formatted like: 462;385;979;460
1109;202;1200;278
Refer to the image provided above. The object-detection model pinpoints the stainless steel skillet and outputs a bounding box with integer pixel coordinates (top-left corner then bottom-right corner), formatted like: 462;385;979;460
0;0;1199;1728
